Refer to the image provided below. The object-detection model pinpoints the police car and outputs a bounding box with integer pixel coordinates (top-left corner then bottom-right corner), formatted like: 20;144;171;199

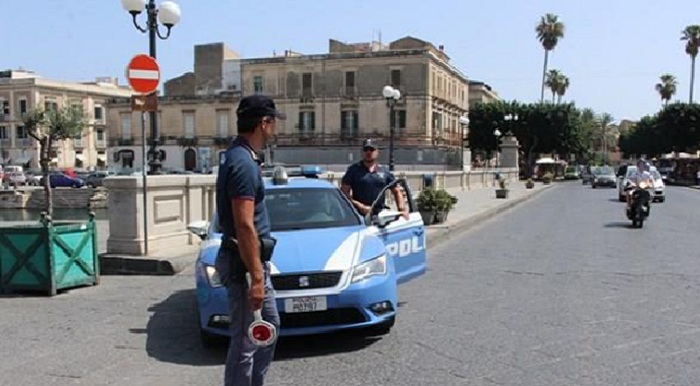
187;165;427;347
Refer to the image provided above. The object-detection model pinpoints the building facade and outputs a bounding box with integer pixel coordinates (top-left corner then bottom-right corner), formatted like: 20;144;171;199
0;70;133;170
468;80;501;108
105;93;240;173
125;37;492;171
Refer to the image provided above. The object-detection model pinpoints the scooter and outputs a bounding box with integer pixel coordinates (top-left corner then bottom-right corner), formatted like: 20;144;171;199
625;181;652;228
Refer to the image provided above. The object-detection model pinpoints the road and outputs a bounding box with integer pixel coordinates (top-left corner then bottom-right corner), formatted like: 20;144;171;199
2;183;700;385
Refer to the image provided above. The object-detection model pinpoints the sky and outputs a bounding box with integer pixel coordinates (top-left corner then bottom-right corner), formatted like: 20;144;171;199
2;0;699;122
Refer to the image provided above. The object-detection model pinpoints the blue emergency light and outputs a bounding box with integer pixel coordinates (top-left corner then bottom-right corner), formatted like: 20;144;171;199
264;164;324;182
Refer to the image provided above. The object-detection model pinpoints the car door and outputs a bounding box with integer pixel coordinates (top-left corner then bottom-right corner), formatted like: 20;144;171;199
368;179;427;284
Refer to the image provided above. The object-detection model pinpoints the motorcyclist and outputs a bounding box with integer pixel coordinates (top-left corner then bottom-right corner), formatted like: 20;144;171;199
625;158;655;215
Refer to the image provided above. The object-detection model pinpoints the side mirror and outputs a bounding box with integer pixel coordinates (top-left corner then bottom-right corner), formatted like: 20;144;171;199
374;209;403;228
187;220;210;240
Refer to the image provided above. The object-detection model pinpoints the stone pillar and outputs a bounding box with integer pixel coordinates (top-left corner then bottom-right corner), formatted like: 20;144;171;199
500;136;520;174
104;174;216;256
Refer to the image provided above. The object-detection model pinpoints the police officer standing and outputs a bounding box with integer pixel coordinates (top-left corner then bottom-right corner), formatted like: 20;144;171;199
341;139;408;217
215;94;285;386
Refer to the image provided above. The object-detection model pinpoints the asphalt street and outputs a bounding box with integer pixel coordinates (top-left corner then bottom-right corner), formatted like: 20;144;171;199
2;182;700;385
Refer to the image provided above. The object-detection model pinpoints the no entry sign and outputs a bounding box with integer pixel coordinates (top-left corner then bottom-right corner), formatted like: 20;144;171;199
126;54;160;94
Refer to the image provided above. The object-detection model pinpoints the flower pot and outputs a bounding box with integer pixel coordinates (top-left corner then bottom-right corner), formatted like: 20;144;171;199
0;213;100;296
419;210;435;225
525;182;535;189
434;210;448;223
495;189;509;199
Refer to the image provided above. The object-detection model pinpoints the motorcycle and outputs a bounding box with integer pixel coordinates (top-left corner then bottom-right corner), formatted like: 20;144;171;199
625;181;652;228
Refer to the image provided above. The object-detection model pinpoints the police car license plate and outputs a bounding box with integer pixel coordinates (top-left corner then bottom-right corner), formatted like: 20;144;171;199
285;296;327;313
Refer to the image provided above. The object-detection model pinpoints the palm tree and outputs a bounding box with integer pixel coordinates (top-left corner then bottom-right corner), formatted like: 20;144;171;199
536;14;565;102
545;69;562;103
655;74;678;107
598;113;614;164
556;75;570;104
681;25;700;103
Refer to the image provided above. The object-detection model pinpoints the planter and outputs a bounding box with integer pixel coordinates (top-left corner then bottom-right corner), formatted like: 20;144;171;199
0;213;100;296
542;179;552;185
434;210;449;223
525;182;535;189
419;210;436;225
495;189;509;199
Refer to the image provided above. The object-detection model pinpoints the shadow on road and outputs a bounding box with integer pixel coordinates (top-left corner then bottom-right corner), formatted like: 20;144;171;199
604;222;634;229
136;288;226;366
138;288;383;365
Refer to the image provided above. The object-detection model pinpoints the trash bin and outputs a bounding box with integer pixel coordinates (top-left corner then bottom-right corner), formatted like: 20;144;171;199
422;174;434;189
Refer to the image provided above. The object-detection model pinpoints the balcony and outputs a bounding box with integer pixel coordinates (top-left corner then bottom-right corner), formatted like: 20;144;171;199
177;137;198;147
73;139;84;148
16;138;34;148
0;114;9;122
273;132;449;148
0;138;10;147
95;139;107;149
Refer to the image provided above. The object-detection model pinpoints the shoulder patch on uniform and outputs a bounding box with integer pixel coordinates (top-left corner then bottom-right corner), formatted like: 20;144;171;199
220;153;227;165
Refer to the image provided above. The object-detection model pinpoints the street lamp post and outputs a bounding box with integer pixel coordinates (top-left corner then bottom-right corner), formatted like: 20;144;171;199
458;115;469;171
382;85;401;172
493;128;502;170
121;0;181;174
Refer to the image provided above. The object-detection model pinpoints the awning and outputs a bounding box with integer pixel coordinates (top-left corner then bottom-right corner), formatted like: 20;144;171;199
535;157;556;164
75;153;85;161
12;156;32;165
97;153;107;162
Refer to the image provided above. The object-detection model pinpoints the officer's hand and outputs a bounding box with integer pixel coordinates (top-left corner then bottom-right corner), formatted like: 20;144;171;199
248;281;265;311
358;204;370;215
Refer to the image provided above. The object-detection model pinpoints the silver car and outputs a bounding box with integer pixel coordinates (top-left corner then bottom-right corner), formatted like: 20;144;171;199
617;166;665;203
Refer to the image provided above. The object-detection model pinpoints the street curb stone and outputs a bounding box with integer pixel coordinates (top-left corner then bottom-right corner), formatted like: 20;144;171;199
425;185;555;247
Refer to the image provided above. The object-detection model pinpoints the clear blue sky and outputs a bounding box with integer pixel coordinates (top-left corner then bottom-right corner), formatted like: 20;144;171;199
2;0;699;122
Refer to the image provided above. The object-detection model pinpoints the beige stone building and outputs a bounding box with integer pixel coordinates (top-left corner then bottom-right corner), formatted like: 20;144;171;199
105;93;240;172
468;80;501;107
123;37;497;171
0;69;133;170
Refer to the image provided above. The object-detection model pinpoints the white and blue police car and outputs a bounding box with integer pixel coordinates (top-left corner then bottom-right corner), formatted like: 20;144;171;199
187;165;427;347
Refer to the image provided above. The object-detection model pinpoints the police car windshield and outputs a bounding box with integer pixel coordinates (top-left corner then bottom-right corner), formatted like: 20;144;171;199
265;187;361;231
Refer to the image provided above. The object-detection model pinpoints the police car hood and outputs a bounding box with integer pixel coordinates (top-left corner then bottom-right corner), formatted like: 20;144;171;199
269;225;385;274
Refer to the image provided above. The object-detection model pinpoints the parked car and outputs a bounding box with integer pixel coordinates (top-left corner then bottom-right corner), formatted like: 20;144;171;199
564;166;580;180
7;172;27;186
85;171;111;188
41;173;85;188
187;166;427;347
591;166;617;188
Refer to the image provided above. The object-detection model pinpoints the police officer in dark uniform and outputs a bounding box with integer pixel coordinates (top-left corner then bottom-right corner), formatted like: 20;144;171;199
215;94;285;386
341;139;407;217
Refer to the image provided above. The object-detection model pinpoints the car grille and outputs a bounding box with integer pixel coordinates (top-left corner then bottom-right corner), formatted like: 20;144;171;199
280;308;366;328
271;272;343;290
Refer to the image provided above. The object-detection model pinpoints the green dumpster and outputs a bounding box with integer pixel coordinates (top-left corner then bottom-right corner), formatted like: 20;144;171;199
0;213;100;296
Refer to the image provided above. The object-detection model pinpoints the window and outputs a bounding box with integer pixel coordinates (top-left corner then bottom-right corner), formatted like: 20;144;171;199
18;99;27;116
302;73;313;96
298;111;315;133
183;112;195;138
217;110;229;138
94;106;103;120
16;125;27;139
1;100;9;116
391;69;401;87
341;110;359;137
0;126;7;140
345;71;356;95
73;130;83;147
44;99;58;112
253;76;264;94
121;114;132;139
264;188;361;231
390;110;407;130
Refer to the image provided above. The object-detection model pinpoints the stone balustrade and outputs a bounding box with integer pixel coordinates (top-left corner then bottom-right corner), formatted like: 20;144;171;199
103;168;519;257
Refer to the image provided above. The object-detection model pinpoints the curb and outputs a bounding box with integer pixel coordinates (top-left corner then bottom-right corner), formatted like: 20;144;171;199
425;185;555;247
99;253;197;276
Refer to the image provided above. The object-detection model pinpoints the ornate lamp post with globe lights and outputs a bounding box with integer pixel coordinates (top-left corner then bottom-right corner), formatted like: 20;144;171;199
382;85;401;171
120;0;181;174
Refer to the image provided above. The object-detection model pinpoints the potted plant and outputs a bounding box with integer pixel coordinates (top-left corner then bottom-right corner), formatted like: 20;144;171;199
525;178;535;189
542;172;553;185
0;105;100;296
434;189;458;223
416;188;438;225
495;176;509;199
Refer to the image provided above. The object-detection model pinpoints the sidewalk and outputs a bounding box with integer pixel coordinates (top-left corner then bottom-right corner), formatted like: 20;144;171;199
100;180;555;275
423;181;554;247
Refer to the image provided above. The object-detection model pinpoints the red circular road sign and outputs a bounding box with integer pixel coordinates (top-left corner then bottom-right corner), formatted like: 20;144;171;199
126;54;160;94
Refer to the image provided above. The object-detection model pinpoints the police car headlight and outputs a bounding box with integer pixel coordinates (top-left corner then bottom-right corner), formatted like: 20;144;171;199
351;254;387;283
204;265;223;288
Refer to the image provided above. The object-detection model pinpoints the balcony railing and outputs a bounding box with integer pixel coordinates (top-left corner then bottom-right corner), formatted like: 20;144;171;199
0;138;10;147
16;138;34;147
272;132;464;148
95;139;107;148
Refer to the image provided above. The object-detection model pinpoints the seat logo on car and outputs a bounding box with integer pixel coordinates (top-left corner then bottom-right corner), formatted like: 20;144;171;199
298;276;310;287
386;236;424;258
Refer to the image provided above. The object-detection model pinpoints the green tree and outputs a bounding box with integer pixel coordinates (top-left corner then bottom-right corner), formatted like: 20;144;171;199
681;25;700;103
655;74;678;107
22;105;87;217
536;14;565;102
